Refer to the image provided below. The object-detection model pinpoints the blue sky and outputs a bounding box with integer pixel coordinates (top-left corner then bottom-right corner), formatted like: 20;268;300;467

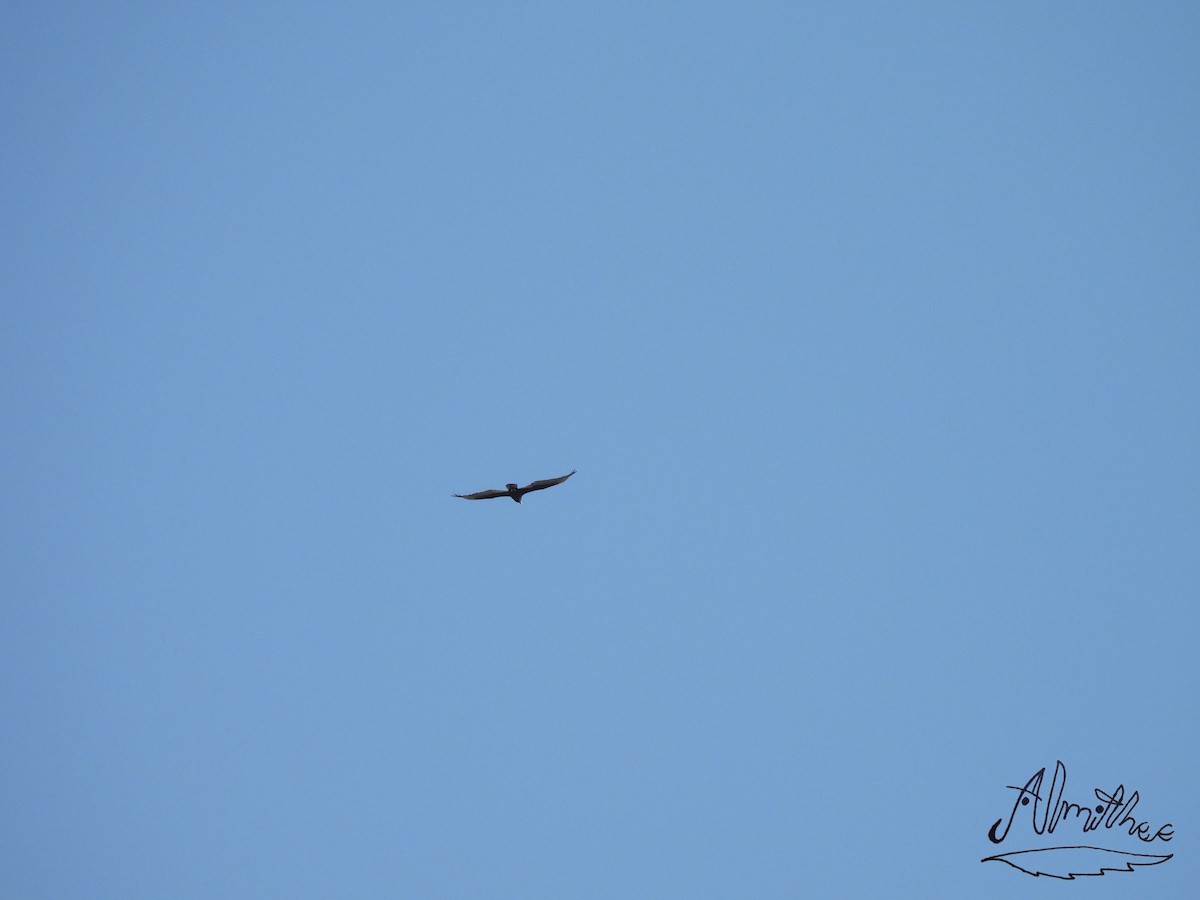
3;3;1197;897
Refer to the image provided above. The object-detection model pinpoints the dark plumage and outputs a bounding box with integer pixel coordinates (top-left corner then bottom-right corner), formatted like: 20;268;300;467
454;470;576;503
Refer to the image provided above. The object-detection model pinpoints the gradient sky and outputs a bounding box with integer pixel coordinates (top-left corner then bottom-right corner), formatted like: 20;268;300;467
3;3;1197;897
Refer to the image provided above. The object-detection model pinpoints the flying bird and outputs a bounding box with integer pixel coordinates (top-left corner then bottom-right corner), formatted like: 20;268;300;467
454;470;576;503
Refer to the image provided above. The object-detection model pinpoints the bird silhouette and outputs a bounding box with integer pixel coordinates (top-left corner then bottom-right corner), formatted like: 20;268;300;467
454;470;576;503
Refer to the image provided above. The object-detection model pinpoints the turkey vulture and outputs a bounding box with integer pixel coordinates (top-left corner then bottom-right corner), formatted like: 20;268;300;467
454;470;576;503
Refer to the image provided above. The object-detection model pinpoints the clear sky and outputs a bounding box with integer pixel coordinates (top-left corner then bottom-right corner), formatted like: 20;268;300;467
3;3;1197;897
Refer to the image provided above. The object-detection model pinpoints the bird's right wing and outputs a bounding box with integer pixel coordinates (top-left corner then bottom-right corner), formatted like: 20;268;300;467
520;470;576;493
453;489;508;500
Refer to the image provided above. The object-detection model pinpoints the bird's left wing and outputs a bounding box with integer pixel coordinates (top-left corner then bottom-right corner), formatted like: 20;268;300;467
453;488;509;500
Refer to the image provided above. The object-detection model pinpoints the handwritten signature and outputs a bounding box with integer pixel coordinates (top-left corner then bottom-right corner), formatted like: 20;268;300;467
982;761;1174;880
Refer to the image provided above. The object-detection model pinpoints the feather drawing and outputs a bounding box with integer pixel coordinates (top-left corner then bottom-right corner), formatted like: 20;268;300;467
981;846;1173;879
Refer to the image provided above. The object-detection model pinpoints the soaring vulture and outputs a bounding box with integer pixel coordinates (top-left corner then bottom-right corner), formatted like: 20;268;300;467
454;470;576;503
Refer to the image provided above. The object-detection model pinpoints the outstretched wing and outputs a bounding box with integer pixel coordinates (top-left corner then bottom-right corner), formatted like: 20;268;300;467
453;488;509;500
517;470;576;496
